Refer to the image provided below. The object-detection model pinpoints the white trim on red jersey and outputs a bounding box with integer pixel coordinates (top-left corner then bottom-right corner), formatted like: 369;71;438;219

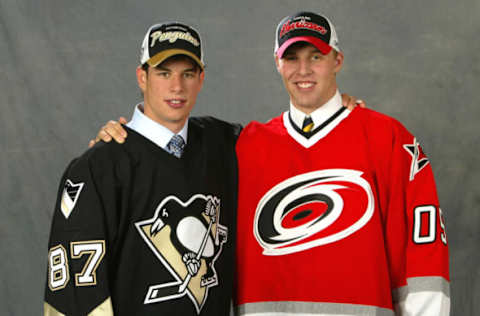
283;109;351;148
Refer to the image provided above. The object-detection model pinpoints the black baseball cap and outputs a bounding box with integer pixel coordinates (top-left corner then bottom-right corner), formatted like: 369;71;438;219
274;12;340;58
140;22;204;69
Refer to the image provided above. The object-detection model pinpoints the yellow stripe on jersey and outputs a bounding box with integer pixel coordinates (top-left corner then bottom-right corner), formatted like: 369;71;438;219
44;297;113;316
44;302;65;316
88;297;114;316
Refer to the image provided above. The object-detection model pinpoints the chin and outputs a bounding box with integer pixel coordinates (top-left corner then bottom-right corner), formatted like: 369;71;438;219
295;100;316;109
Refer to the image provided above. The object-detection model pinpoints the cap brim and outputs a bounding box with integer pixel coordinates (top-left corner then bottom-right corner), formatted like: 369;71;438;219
276;36;332;58
146;49;204;70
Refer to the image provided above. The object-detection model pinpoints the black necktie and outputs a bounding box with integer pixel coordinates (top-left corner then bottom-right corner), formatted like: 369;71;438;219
302;116;314;133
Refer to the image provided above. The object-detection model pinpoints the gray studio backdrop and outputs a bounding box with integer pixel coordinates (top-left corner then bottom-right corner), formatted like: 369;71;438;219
1;0;478;315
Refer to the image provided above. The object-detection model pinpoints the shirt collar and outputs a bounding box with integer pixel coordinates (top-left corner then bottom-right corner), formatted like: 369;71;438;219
126;103;188;149
289;90;343;129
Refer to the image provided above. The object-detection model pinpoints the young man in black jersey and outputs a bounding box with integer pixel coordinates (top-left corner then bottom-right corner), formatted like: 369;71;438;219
45;22;240;315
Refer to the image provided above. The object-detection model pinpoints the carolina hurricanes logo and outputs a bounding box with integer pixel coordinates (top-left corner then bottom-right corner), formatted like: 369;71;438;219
254;169;374;255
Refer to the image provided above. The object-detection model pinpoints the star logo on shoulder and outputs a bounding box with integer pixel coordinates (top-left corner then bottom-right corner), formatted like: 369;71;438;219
403;137;429;181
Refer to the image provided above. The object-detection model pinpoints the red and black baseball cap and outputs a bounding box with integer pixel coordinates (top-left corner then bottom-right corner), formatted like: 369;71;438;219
274;11;340;58
140;22;204;69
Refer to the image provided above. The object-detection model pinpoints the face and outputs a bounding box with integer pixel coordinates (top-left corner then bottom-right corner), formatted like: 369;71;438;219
275;43;343;114
136;56;204;133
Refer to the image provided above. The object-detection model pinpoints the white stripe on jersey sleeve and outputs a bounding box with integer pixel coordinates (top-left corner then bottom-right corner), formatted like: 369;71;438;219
248;312;355;316
394;291;450;316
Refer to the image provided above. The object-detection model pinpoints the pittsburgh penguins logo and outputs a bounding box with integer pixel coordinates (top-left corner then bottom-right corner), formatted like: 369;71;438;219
60;179;84;219
254;169;374;256
135;194;227;314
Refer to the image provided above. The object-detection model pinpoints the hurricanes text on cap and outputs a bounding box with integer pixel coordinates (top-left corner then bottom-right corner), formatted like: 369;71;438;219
140;22;204;70
274;12;340;58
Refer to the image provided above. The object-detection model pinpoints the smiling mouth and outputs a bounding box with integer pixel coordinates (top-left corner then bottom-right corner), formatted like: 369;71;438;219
296;82;315;89
166;99;186;108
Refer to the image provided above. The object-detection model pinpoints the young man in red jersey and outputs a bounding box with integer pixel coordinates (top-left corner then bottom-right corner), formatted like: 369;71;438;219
234;11;449;316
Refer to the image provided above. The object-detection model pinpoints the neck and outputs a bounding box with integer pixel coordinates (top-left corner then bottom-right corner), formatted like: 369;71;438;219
143;104;185;134
291;89;337;115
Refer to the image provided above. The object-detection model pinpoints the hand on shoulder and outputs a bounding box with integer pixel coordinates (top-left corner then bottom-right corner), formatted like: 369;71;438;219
88;117;129;148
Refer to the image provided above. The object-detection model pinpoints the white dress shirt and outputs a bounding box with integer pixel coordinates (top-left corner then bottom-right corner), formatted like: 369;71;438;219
126;103;188;150
289;90;343;130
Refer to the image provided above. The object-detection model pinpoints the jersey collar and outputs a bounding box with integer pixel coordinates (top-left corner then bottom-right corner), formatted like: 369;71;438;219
284;91;351;148
289;90;343;130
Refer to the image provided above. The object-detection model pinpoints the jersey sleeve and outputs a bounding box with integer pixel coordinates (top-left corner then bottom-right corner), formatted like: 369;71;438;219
383;126;450;316
44;151;119;316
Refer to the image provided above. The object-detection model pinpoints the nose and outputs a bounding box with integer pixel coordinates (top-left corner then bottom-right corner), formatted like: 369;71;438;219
298;59;312;76
169;74;184;93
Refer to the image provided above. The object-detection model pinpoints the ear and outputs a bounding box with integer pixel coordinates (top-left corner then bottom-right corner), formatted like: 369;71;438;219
274;54;281;73
136;66;147;93
334;51;344;73
198;70;205;90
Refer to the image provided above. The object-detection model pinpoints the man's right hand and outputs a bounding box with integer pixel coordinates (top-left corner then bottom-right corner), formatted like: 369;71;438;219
88;117;129;148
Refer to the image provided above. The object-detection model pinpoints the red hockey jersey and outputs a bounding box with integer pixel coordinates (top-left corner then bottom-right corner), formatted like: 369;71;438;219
235;107;450;316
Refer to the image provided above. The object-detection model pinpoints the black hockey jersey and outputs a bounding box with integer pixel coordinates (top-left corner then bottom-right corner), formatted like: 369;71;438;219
44;117;240;315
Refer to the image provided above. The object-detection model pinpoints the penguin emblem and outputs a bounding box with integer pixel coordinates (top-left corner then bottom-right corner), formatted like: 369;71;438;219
135;194;227;313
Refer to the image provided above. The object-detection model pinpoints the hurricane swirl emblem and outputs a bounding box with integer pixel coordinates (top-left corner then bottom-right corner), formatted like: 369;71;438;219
254;169;374;255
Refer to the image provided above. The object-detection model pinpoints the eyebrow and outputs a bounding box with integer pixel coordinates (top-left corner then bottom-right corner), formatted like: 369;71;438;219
282;51;296;57
155;66;197;73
